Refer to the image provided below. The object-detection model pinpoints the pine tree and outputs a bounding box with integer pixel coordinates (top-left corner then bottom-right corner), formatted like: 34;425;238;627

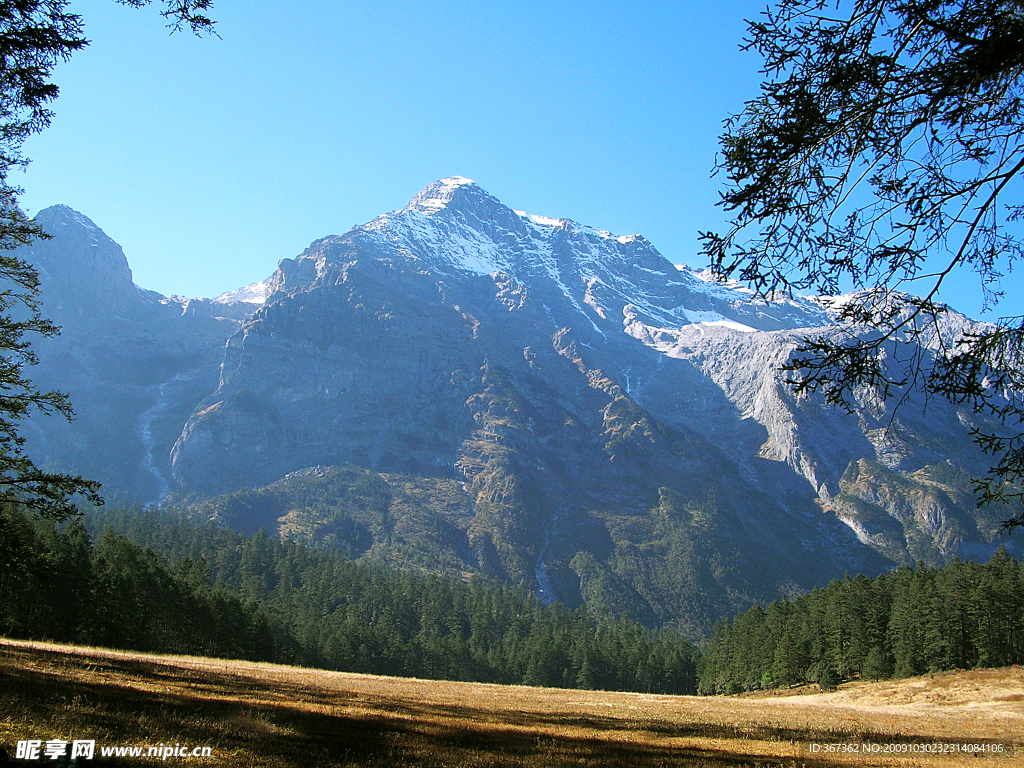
861;645;893;682
818;664;838;692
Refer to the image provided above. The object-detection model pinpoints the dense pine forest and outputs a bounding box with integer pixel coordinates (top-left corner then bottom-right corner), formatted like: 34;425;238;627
698;549;1024;694
0;505;696;694
4;502;1021;699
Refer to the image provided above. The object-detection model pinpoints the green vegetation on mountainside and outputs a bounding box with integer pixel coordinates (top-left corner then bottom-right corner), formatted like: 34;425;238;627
830;460;1014;564
195;465;475;572
176;460;797;639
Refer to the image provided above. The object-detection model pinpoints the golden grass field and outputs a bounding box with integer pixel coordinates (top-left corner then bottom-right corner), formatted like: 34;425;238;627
1;638;1021;767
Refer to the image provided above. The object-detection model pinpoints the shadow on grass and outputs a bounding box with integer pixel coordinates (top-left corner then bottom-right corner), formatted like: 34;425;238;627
0;645;870;767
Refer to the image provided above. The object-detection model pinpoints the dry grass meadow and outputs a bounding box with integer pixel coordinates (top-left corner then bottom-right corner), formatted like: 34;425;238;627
0;638;1021;767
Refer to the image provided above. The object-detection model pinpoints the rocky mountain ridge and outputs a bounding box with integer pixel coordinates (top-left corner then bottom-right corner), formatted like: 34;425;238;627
22;181;1021;635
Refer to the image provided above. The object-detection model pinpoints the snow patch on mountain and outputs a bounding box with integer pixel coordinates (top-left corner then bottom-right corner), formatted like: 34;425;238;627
681;309;758;332
519;212;565;228
214;278;273;305
370;209;514;276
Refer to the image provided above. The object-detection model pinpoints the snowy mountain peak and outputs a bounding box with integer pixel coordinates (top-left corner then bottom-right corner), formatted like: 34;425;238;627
296;179;834;336
402;176;482;215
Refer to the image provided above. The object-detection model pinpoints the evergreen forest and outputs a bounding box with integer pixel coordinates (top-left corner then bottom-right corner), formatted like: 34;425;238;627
698;550;1024;694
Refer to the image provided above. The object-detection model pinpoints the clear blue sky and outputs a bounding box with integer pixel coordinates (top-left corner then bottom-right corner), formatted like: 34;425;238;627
18;0;1019;320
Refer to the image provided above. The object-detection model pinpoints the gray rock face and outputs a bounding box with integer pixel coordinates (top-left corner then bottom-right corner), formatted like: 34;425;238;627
23;182;1021;634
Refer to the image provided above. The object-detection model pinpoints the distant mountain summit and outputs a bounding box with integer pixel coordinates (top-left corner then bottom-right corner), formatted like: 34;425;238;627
30;204;147;313
22;183;1020;636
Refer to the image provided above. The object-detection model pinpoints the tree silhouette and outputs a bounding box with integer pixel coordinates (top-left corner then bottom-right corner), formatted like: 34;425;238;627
702;0;1024;527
